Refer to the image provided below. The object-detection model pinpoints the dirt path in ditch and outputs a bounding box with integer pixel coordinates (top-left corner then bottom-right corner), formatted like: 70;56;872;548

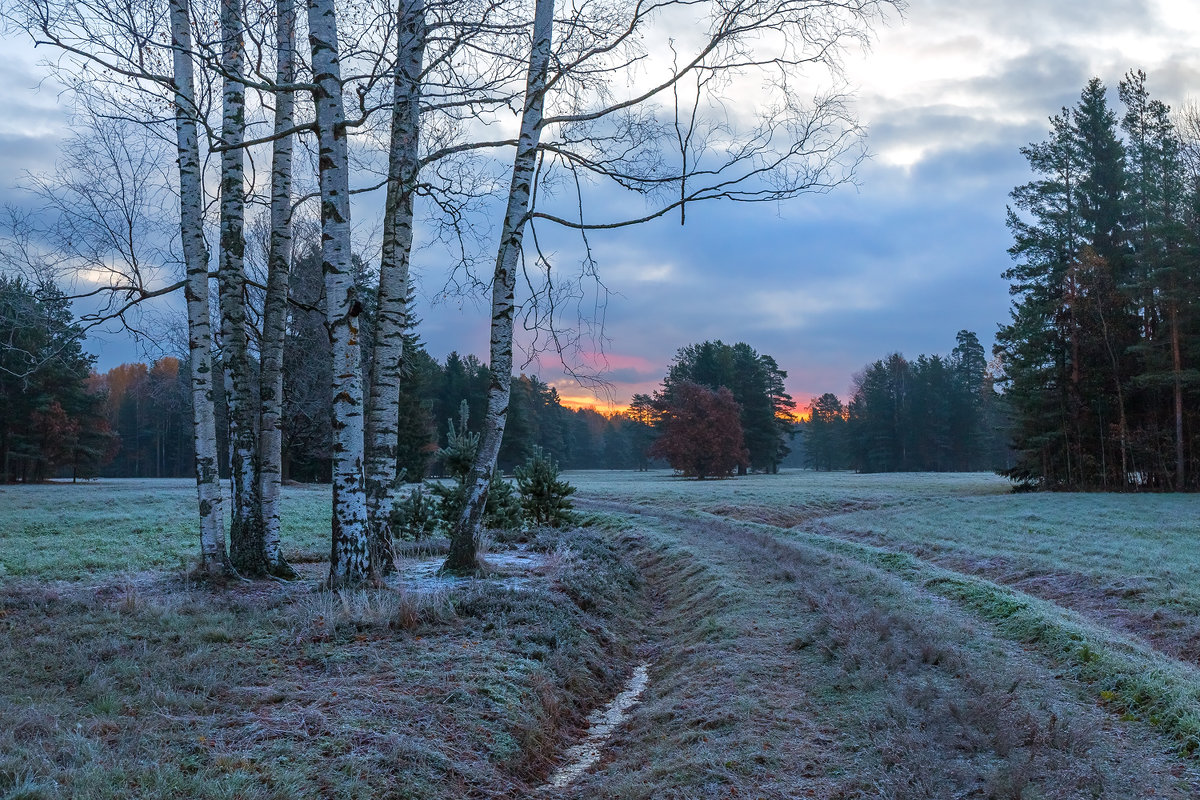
563;499;1200;799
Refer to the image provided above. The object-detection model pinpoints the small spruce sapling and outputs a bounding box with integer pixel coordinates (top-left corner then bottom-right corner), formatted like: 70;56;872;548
484;473;523;531
430;402;522;531
389;485;438;541
429;402;479;529
515;447;576;527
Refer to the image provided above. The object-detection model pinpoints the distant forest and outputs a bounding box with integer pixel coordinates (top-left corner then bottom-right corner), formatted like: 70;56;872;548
0;270;655;483
803;331;1012;474
85;349;656;482
3;267;1020;483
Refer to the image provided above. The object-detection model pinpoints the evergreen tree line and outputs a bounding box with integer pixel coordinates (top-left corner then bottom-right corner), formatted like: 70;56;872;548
339;348;658;481
999;72;1200;490
805;331;1012;473
80;346;655;482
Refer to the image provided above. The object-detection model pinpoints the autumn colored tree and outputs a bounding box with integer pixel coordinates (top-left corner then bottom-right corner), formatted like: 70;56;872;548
662;341;795;473
0;277;115;482
97;359;193;478
649;382;748;479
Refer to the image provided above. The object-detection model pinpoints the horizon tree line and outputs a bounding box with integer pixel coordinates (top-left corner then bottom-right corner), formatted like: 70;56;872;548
804;330;1012;474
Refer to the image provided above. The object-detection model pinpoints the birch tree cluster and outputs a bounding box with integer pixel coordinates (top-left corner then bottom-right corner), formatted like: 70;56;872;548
3;0;897;586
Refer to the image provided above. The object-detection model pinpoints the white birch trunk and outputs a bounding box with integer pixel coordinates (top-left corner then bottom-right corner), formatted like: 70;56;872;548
171;0;229;577
308;0;371;587
445;0;553;572
258;0;297;578
217;0;263;574
365;0;426;572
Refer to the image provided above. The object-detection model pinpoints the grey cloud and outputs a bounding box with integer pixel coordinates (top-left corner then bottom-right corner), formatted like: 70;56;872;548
603;366;663;383
4;4;1193;404
0;133;60;212
925;0;1158;45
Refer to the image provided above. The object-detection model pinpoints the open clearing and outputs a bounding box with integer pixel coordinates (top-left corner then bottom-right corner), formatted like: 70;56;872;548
3;473;1200;798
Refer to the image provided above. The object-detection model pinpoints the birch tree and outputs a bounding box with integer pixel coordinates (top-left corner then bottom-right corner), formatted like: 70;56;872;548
4;0;233;577
173;0;231;577
364;0;427;572
307;0;371;587
213;0;267;574
444;0;553;572
257;0;299;578
445;0;896;571
359;0;528;573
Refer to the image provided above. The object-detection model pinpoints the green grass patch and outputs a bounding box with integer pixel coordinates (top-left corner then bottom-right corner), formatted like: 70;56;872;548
0;480;330;580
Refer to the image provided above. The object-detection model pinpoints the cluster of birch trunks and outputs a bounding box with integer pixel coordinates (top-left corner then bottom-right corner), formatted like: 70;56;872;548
9;0;897;586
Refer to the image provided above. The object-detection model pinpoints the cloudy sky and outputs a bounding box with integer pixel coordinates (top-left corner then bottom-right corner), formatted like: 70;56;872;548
3;0;1200;411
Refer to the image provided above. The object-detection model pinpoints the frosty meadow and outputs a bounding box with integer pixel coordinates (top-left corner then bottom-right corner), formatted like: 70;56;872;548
3;471;1200;796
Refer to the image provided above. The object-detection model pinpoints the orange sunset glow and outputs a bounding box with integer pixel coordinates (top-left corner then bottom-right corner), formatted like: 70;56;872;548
556;395;630;416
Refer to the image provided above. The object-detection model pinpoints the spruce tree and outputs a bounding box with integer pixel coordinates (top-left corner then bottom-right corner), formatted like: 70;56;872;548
999;78;1133;488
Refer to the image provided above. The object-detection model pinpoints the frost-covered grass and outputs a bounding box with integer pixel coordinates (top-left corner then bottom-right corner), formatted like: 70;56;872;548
569;469;1200;762
569;496;1200;797
0;525;644;799
819;489;1200;584
570;468;1010;513
7;471;1200;797
0;479;331;579
571;470;1200;651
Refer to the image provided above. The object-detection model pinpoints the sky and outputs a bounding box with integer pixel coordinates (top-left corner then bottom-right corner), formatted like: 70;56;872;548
3;0;1200;412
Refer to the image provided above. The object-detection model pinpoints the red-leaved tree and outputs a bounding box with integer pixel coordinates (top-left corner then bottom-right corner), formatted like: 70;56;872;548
649;382;749;479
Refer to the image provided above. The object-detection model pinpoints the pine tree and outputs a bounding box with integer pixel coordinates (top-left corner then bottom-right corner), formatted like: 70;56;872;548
998;78;1133;488
1121;70;1194;488
950;330;987;469
805;393;845;471
0;277;115;482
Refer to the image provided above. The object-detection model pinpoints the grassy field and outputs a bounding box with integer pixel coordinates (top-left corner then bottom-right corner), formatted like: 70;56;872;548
3;472;1200;797
0;480;331;580
571;470;1200;796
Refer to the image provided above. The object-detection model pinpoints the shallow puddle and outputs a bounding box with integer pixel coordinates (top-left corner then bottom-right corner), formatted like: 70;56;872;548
395;545;547;592
542;662;651;790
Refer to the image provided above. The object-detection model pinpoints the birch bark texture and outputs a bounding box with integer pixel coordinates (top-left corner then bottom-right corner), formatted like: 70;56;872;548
170;0;229;577
258;0;298;578
217;0;264;574
444;0;554;573
365;0;427;572
308;0;371;587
